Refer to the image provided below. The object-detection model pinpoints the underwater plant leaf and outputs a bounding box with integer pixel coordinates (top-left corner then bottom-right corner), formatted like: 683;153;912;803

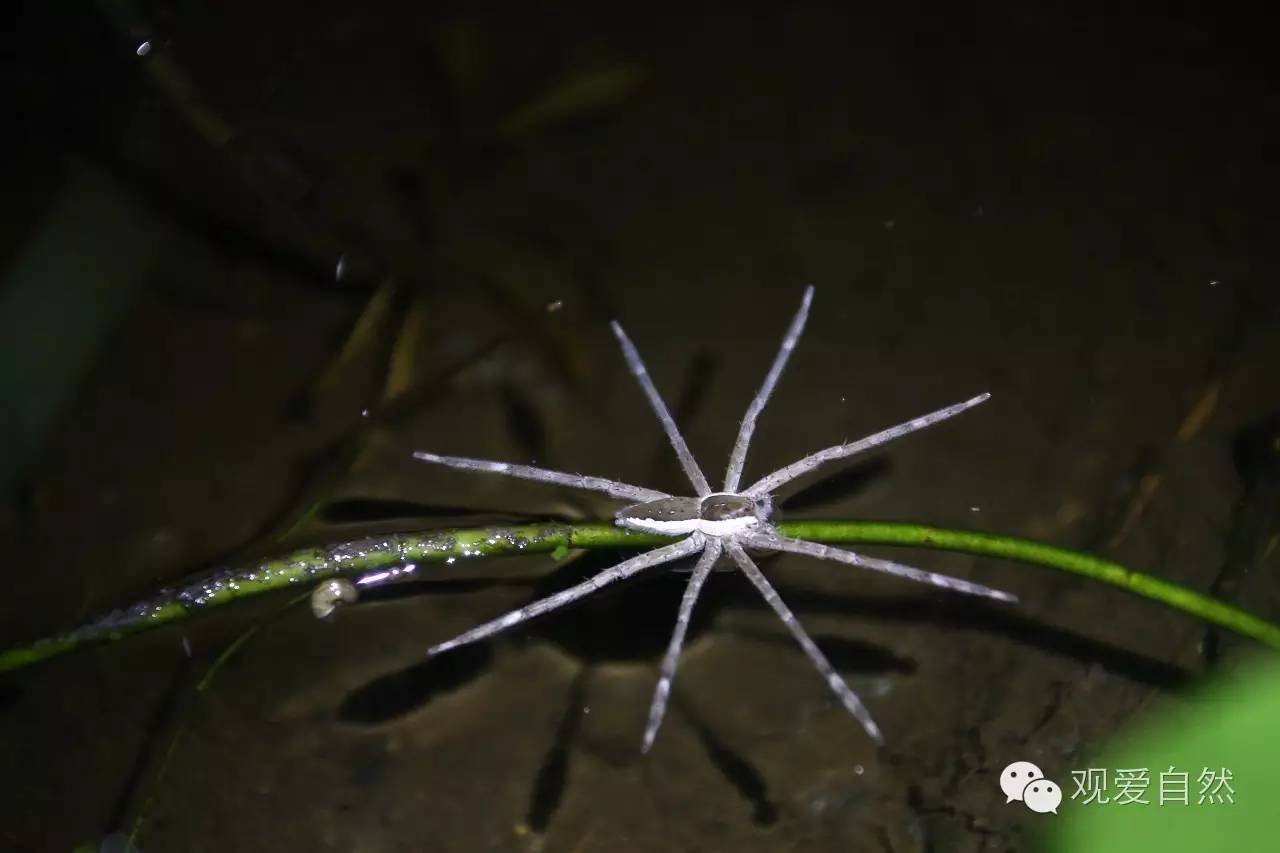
500;63;646;138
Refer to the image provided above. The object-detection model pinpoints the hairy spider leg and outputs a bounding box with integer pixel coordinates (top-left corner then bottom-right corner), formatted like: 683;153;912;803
722;285;814;494
611;321;713;497
745;393;992;498
411;451;669;504
724;541;884;743
427;535;704;656
641;537;723;752
742;530;1017;602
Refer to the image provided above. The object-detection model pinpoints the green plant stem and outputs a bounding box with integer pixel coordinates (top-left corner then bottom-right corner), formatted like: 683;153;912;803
3;520;1278;673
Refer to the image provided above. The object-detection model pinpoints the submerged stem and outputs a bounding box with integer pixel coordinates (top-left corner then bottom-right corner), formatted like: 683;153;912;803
3;520;1277;672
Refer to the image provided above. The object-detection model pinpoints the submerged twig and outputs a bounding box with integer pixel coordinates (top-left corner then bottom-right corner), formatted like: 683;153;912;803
3;520;1278;673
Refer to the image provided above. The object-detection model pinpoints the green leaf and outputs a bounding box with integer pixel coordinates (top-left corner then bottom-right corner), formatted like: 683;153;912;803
1043;655;1280;852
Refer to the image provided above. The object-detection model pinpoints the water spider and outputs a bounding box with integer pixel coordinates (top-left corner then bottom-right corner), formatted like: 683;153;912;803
413;286;1015;751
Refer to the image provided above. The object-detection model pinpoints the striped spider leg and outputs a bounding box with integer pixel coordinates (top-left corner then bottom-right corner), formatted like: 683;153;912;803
413;286;1014;751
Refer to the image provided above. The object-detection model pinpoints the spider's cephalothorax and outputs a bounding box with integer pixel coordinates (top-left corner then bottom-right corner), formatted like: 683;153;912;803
412;286;1015;752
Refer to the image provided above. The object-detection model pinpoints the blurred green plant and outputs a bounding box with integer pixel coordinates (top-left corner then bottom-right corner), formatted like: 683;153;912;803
1040;653;1280;852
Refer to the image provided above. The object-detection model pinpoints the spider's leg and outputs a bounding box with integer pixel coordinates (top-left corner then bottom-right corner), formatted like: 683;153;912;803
412;451;669;503
642;537;722;753
428;535;704;656
742;530;1017;602
723;541;883;743
744;393;991;498
722;286;813;493
610;321;713;497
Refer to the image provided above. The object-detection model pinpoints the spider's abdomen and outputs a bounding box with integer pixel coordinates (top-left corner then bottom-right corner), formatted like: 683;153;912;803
615;496;703;534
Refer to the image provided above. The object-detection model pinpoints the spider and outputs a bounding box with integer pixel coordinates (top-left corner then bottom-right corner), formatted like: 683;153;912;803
412;286;1015;752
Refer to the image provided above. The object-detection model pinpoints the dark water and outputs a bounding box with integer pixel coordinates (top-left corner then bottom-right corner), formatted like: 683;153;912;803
3;6;1278;851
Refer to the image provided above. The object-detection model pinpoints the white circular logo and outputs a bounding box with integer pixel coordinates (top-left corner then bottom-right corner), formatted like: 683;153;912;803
1022;779;1062;814
999;761;1044;803
998;761;1061;814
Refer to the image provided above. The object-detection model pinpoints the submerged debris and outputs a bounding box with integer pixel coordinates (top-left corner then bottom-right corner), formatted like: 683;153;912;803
310;578;359;619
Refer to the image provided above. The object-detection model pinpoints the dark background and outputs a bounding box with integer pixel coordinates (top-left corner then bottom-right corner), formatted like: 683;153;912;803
2;4;1278;851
